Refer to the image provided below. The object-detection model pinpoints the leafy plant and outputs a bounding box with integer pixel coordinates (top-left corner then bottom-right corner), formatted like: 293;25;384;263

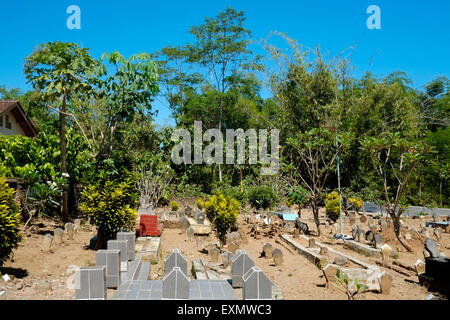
170;201;180;211
287;186;309;214
197;198;204;210
204;191;240;244
332;269;367;300
28;181;61;218
325;191;340;222
0;177;22;266
247;186;279;210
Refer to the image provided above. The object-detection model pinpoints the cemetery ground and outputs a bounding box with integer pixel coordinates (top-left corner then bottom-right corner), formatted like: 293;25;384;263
0;202;448;300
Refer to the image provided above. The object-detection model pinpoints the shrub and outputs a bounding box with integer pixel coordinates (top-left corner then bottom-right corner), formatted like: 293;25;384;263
204;191;240;243
219;186;247;206
197;198;204;210
325;191;340;222
247;186;279;210
0;177;22;266
170;201;180;211
348;196;363;212
287;186;309;210
80;178;138;249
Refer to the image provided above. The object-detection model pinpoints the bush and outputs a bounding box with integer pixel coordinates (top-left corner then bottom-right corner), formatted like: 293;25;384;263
170;201;180;211
197;198;204;210
216;186;247;206
325;191;340;222
348;196;363;212
287;186;309;209
80;178;138;249
204;191;240;243
247;186;279;210
0;177;22;266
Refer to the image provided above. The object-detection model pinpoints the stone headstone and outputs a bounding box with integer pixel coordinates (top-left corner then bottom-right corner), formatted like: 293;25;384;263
231;250;255;288
195;236;203;248
424;238;439;258
242;266;272;300
179;216;190;231
333;256;348;266
184;206;193;218
165;249;188;276
107;240;128;272
162;267;189;300
227;232;241;245
75;266;107;300
65;222;75;240
381;244;392;262
195;212;206;225
272;248;283;266
237;230;248;244
308;238;316;248
186;226;194;241
366;230;375;243
209;247;220;263
351;225;359;239
96;249;121;288
295;218;309;235
380;220;387;229
357;229;366;243
374;234;383;248
414;259;425;275
42;234;53;252
53;228;64;244
348;214;356;225
379;271;392;295
228;241;239;254
74;219;81;231
263;243;273;258
116;232;135;261
222;251;234;268
360;215;367;223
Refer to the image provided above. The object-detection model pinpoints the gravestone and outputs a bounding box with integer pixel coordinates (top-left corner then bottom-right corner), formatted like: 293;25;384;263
116;232;135;261
237;230;248;244
322;264;341;285
53;228;64;244
75;266;107;300
357;229;366;243
165;249;188;276
366;230;375;243
222;251;233;268
360;215;367;223
227;232;241;245
242;266;272;300
295;218;309;235
333;256;348;266
195;212;206;225
210;247;220;263
380;220;387;229
176;211;185;218
184;206;193;218
424;238;439;258
228;242;239;254
195;236;203;248
193;209;203;221
272;248;283;266
379;271;393;295
263;243;273;258
293;228;299;239
414;259;425;275
351;225;359;239
65;222;75;240
374;234;383;248
308;239;316;248
74;219;81;231
96;249;121;288
162;267;189;300
42;234;53;252
381;244;392;262
320;247;328;255
179;216;190;231
107;240;128;272
186;227;194;241
231;250;255;288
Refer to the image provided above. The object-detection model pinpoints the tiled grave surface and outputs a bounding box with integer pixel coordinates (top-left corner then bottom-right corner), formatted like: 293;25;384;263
135;236;161;261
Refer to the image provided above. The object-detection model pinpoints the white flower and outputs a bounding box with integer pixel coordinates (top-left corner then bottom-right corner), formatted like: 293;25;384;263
62;173;70;178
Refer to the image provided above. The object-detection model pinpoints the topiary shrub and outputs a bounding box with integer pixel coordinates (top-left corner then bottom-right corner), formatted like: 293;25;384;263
80;178;138;250
325;191;340;222
0;177;22;266
170;200;180;211
247;186;279;210
204;191;240;244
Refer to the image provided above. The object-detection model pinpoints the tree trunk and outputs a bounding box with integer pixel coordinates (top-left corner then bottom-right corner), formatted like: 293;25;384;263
298;207;302;218
240;168;243;193
94;229;106;250
60;93;69;222
312;204;321;236
392;214;412;252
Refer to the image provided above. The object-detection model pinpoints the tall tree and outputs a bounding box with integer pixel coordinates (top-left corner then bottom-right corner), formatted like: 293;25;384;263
24;41;99;221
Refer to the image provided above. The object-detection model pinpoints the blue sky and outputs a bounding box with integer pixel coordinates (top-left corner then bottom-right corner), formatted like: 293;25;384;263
0;0;449;126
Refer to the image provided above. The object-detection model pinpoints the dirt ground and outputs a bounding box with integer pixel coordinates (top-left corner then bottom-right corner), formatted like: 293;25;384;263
0;203;448;300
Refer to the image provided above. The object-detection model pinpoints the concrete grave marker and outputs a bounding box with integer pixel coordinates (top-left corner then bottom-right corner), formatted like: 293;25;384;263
75;266;107;300
165;249;188;276
179;216;190;231
414;259;425;275
366;230;375;243
184;206;193;218
195;212;206;225
74;219;81;231
424;238;439;258
272;248;283;266
209;247;220;263
243;266;272;300
381;244;392;262
116;232;135;261
42;234;53;252
53;228;64;244
231;250;255;288
186;226;194;241
162;267;189;300
333;256;348;266
222;251;233;268
107;240;128;272
357;229;366;243
293;228;299;238
65;222;75;240
96;249;121;288
308;238;316;248
263;243;273;258
228;241;239;254
379;271;392;295
374;234;383;248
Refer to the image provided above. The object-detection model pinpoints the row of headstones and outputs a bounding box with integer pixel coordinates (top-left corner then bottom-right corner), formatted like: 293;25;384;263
178;207;206;227
351;225;383;248
74;232;136;300
41;220;81;252
262;243;284;266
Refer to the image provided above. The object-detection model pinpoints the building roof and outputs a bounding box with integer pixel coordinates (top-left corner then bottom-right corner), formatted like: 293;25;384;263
0;100;38;137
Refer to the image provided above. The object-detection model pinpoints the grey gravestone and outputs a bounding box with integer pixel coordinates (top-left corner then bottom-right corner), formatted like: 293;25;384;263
231;250;255;288
74;219;81;231
53;228;64;244
179;216;190;231
210;247;220;263
272;248;283;266
374;234;383;248
162;267;189;300
193;209;203;220
42;234;53;252
117;232;135;261
366;230;375;243
186;226;194;241
96;249;121;288
75;266;107;300
177;211;185;218
351;225;358;239
380;220;387;229
263;243;273;258
195;236;203;248
243;266;272;300
424;238;439;258
222;251;233;268
195;212;206;225
227;232;241;245
107;240;128;272
65;222;75;240
295;219;309;235
165;249;188;276
357;229;366;243
228;242;239;254
184;206;193;218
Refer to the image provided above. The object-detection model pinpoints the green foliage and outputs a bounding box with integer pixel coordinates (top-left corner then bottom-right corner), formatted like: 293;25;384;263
0;177;22;266
325;191;340;222
197;198;204;210
287;186;309;207
170;201;180;211
332;269;368;300
80;178;138;245
247;185;279;210
28;181;61;217
204;191;240;243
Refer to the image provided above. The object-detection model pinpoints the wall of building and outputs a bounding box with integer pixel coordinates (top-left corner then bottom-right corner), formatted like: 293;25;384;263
0;111;26;136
